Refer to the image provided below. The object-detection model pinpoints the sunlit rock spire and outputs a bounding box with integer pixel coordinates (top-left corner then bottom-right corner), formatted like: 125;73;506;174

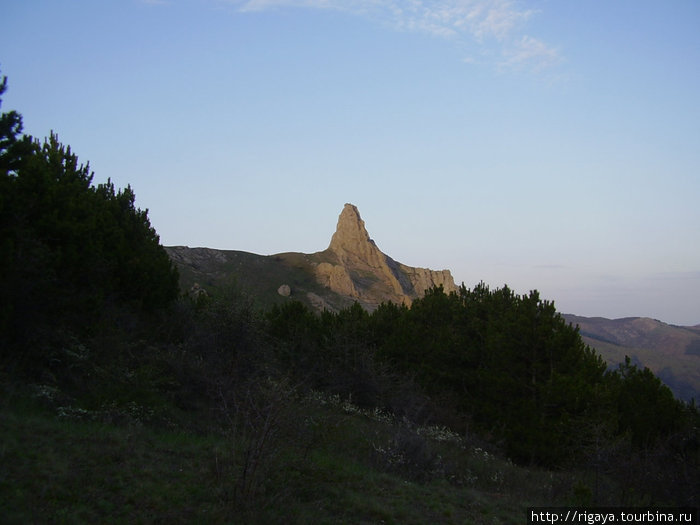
315;203;458;309
328;203;387;270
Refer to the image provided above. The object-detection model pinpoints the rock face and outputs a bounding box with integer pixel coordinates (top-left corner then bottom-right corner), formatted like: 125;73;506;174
315;203;457;308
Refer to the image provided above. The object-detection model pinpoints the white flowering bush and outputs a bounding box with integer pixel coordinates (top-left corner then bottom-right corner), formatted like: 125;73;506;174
416;424;464;445
371;441;408;469
32;384;61;403
56;406;93;420
472;447;492;461
303;390;394;424
51;399;158;426
371;428;442;482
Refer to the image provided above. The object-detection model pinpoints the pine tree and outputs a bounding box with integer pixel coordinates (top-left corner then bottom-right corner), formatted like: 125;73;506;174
0;73;179;365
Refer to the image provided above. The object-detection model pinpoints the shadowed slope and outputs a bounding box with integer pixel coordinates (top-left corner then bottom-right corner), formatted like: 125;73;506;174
564;314;700;401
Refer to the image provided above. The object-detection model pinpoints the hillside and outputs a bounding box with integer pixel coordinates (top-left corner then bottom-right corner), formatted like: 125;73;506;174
563;314;700;402
166;203;457;312
1;384;587;524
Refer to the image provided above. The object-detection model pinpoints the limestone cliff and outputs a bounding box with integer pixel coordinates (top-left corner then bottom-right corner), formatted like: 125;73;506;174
314;204;457;308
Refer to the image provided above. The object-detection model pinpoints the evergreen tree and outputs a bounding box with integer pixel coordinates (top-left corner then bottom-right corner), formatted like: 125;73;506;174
0;73;179;365
0;74;33;175
606;356;685;448
374;284;608;465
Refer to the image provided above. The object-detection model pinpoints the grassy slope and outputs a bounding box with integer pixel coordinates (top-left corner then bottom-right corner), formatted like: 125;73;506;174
167;247;355;312
1;389;587;525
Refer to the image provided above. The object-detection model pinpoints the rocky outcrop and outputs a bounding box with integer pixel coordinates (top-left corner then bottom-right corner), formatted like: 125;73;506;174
314;203;457;308
165;204;459;314
315;262;359;298
399;265;457;298
167;246;227;267
306;291;335;312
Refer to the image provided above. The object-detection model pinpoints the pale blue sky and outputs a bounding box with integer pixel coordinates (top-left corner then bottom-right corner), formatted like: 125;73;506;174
2;0;699;325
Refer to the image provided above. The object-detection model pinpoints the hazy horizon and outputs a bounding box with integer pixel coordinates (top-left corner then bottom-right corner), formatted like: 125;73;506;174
2;1;699;325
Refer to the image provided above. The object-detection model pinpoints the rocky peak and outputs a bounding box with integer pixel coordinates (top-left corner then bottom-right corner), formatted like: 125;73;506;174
328;203;382;265
316;203;458;308
329;204;368;249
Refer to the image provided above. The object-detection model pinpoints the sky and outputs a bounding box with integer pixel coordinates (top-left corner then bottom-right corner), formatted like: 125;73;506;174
1;0;699;325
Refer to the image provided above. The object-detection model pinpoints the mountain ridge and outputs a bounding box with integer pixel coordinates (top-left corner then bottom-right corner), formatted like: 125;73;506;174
563;313;700;401
166;203;457;312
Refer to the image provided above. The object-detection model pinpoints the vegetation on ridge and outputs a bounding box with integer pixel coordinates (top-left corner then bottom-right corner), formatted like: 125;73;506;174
1;71;698;523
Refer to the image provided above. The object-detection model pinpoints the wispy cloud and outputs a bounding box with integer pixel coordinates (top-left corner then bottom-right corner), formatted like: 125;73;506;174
499;34;562;72
231;0;561;73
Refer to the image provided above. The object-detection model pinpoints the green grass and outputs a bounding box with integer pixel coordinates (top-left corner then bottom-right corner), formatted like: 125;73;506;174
1;404;231;523
1;388;589;524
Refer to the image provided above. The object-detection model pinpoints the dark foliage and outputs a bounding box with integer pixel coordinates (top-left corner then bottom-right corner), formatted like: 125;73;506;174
372;284;611;466
264;283;698;477
0;73;179;369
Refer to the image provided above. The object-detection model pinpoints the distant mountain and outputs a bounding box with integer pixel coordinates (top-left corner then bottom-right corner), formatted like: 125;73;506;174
563;314;700;402
166;203;456;312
